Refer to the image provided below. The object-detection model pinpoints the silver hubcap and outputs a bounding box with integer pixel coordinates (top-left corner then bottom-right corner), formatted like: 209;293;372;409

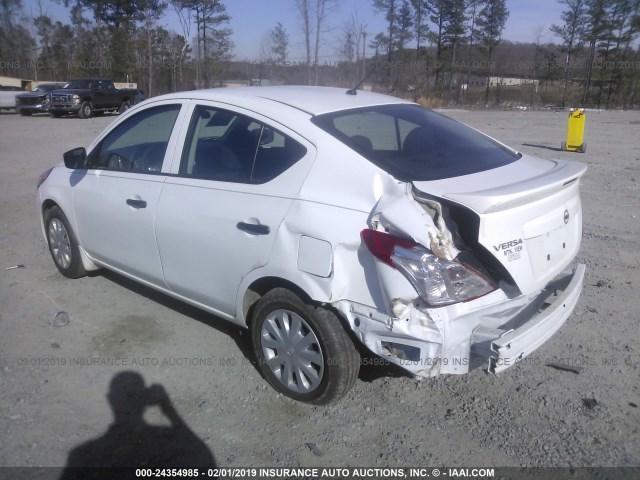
48;218;72;269
260;309;324;393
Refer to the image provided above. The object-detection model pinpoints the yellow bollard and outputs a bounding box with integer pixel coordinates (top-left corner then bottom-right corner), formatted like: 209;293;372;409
561;108;586;153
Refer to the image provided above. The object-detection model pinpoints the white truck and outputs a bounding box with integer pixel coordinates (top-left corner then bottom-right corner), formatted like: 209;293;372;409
0;86;24;111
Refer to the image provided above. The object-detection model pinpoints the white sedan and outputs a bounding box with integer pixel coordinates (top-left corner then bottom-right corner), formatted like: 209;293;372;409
37;86;586;404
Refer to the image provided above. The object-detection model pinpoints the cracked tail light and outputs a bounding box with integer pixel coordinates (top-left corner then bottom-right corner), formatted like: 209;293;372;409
361;228;496;307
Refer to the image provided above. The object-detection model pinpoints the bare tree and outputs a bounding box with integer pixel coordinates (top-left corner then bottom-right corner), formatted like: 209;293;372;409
140;0;167;97
463;0;483;99
550;0;587;106
294;0;335;85
171;0;193;89
295;0;313;84
581;0;608;104
343;10;366;82
313;0;336;85
260;31;272;63
532;24;545;78
477;0;509;104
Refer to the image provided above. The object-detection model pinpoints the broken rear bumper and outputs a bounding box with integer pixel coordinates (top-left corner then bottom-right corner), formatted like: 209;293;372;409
475;264;585;373
335;264;585;378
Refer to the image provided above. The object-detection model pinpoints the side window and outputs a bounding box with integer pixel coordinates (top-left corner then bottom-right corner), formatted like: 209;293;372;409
250;125;306;183
181;105;307;184
87;104;181;173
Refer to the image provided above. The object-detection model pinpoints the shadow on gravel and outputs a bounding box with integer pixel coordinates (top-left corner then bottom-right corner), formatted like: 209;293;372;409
521;143;563;152
357;353;413;383
59;371;215;479
99;269;254;362
98;270;414;387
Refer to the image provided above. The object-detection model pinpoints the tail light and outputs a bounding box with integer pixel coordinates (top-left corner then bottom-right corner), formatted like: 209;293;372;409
361;229;496;307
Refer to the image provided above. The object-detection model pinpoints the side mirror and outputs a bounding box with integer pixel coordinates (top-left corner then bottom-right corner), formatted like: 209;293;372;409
63;147;87;169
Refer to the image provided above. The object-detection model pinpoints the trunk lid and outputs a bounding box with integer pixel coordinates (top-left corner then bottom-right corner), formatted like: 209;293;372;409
413;155;587;295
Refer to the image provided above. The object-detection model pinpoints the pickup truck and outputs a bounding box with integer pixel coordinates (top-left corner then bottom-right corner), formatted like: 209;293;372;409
48;79;131;118
0;86;24;111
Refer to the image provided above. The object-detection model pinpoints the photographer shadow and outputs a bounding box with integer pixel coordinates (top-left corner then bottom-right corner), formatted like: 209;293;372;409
59;371;215;479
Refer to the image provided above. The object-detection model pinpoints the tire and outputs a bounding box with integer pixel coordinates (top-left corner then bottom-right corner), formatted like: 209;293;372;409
561;141;566;151
44;206;86;279
578;143;586;153
78;101;92;119
251;288;360;405
19;110;31;116
50;111;63;118
118;101;130;114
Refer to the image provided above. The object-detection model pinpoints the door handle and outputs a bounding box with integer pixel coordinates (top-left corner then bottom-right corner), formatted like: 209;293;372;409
126;198;147;209
237;222;270;235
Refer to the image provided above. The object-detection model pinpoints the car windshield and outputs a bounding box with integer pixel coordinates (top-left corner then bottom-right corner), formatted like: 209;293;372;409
311;104;520;181
65;80;92;89
33;84;59;92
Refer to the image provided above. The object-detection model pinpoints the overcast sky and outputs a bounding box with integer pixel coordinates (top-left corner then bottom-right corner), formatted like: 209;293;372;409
25;0;567;61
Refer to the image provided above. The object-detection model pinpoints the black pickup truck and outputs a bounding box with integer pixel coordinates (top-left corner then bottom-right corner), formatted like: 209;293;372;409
48;79;131;118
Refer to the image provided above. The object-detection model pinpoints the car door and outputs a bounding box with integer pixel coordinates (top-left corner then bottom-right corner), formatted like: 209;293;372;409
155;102;314;317
92;80;106;108
102;81;120;107
73;102;186;286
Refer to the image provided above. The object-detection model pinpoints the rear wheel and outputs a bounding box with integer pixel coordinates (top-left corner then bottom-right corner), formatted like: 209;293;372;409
19;110;31;116
251;288;360;405
78;101;92;119
44;206;86;279
118;101;130;114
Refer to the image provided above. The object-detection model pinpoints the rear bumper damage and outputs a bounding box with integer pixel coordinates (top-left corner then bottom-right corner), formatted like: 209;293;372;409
335;264;585;378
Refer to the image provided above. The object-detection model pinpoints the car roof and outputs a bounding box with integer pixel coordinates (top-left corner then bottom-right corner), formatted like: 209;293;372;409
158;86;412;116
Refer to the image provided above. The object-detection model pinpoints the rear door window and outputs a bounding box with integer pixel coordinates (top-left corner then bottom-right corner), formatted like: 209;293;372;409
179;105;307;184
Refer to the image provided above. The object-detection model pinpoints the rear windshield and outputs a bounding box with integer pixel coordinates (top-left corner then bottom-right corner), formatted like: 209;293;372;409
311;104;519;181
65;80;92;89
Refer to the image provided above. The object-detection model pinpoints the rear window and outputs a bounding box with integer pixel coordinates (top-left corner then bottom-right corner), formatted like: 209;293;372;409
311;104;519;181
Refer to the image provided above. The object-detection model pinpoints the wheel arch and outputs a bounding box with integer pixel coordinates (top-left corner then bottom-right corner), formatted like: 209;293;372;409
40;198;100;272
40;198;61;239
241;276;316;329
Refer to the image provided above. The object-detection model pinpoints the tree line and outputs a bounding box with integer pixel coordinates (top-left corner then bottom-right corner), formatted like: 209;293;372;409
0;0;233;96
1;0;639;108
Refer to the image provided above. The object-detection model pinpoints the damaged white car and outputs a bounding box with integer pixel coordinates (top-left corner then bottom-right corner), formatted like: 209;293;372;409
37;86;586;404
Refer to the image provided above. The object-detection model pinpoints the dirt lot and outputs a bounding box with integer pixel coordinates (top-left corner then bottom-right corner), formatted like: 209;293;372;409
0;107;639;473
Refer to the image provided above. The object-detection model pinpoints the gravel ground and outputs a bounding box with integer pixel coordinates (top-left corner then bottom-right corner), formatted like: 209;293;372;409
0;107;638;474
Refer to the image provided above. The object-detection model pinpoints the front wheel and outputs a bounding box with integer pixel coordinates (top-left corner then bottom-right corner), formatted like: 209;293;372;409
251;288;360;405
44;206;86;279
78;101;92;119
118;101;130;114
